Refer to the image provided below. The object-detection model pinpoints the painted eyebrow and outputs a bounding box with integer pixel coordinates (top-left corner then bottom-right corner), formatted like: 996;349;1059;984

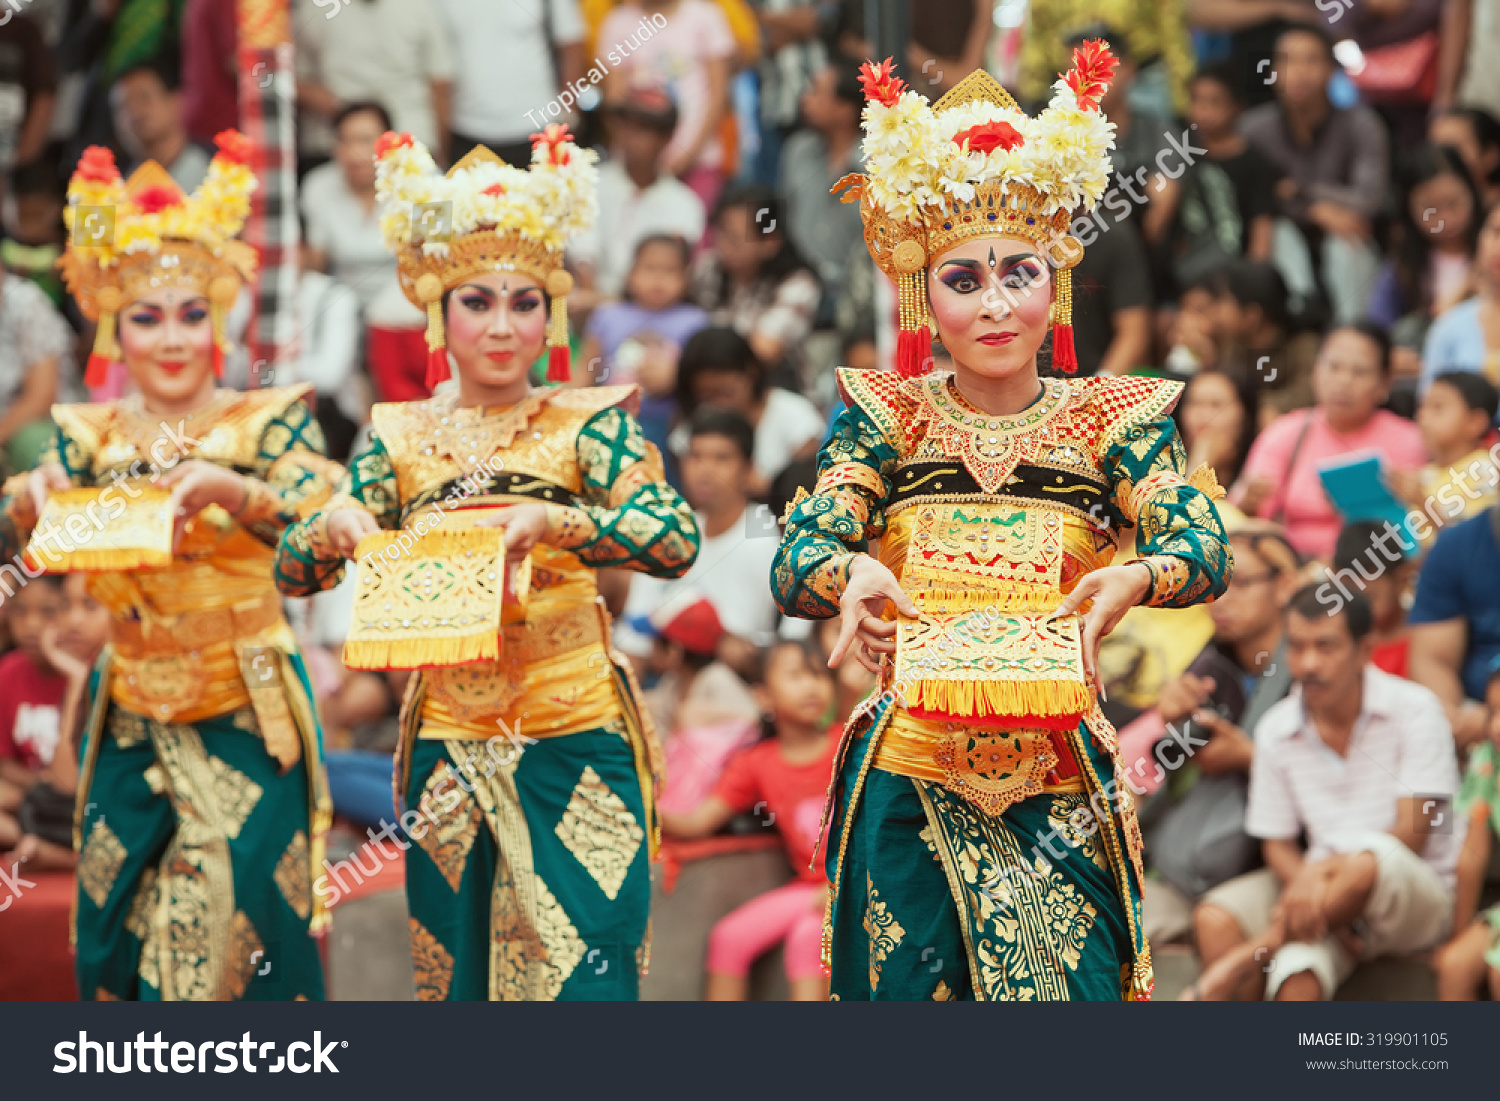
937;259;982;272
998;253;1039;269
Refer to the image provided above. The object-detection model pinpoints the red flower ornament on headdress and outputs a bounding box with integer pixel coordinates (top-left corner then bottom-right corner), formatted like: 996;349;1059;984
482;183;507;197
858;57;905;107
374;131;415;160
953;120;1025;156
531;124;574;166
1063;39;1119;114
74;145;120;184
213;129;252;165
134;186;182;214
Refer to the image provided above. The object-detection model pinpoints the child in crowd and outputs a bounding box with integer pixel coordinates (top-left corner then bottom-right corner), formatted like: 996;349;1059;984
671;325;824;497
0;577;67;852
1331;521;1415;678
692;186;822;388
1434;655;1500;1000
662;638;837;1001
643;597;761;817
598;0;737;211
1;575;111;868
1161;273;1223;375
1212;260;1321;428
1;159;68;311
579;233;709;482
1397;371;1500;531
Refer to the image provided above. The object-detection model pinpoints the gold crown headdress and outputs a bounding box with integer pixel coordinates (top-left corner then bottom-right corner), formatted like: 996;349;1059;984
835;43;1118;376
61;132;258;389
375;125;598;389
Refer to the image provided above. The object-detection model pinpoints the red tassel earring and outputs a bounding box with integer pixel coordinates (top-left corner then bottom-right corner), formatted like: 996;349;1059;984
415;274;448;391
1051;265;1078;375
892;240;931;378
85;287;122;390
545;269;574;383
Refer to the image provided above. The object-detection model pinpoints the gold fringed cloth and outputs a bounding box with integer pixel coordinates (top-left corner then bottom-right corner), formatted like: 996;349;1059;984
23;487;174;572
344;527;530;670
892;502;1093;729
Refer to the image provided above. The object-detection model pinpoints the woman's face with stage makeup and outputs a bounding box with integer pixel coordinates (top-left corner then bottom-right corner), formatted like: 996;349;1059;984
117;286;216;403
444;271;548;390
926;235;1053;379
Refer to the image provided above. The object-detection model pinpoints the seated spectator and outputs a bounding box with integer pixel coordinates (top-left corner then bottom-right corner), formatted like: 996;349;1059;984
662;638;836;1001
1163;62;1278;297
111;57;210;191
670;326;823;496
302;102;431;403
599;0;736;210
1394;371;1500;535
1178;367;1258;490
641;597;761;814
0;258;74;475
1434;656;1500;1000
1242;25;1388;325
693;185;821;388
1233;323;1426;563
7;574;112;870
571;87;706;305
1211;259;1321;424
1408;502;1500;750
294;0;455;167
1330;520;1416;678
1066;208;1153;377
617;409;791;678
1368;145;1479;344
1430;106;1500;209
1122;518;1301;944
779;57;865;308
579;234;708;482
1189;586;1461;1000
1422;200;1500;390
1161;273;1223;374
0;576;65;853
1185;0;1319;112
1;158;68;313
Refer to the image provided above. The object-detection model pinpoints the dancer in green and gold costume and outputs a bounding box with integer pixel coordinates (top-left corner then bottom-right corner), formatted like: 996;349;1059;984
274;127;699;1000
0;136;339;1000
772;50;1232;1001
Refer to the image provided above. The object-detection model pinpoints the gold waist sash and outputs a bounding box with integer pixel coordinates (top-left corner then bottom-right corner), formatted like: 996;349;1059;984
874;709;1084;817
418;604;619;740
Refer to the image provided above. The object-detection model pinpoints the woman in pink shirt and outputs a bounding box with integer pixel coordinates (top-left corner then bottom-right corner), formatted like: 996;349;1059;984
1233;323;1427;563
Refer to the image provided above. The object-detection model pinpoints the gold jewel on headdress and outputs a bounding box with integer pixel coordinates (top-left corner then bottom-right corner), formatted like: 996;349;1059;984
375;126;597;390
61;132;257;389
835;44;1118;376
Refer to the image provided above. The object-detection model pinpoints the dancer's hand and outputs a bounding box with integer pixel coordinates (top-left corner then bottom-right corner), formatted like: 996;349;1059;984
828;555;919;675
477;503;549;561
27;462;70;519
324;507;382;558
159;460;250;549
1051;562;1152;695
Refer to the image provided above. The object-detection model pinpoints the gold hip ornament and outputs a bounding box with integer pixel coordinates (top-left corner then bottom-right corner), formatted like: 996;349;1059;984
931;724;1058;818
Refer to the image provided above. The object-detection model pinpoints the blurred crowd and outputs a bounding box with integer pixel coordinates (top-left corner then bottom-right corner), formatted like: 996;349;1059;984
3;0;1500;1000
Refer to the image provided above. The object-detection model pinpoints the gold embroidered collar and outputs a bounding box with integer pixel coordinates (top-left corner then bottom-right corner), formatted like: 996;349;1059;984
415;388;553;476
913;374;1072;493
112;389;240;460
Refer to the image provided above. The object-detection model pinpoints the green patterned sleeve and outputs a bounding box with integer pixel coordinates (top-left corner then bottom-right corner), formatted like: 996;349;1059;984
236;398;344;546
273;432;402;596
544;405;700;577
771;402;898;619
1105;413;1234;608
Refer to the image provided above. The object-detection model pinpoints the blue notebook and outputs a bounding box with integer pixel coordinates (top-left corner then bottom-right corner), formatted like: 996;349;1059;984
1316;452;1419;554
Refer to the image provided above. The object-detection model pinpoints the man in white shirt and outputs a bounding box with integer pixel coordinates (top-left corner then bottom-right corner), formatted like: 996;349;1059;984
570;87;705;302
1190;584;1462;1000
615;409;789;675
295;0;455;165
432;0;585;167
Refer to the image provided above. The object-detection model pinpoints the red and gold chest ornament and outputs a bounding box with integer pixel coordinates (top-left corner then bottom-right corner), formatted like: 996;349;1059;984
374;125;597;389
835;41;1119;377
61;133;257;388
